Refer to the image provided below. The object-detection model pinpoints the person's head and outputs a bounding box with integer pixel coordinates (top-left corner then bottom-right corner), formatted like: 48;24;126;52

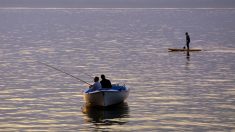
185;32;188;35
101;74;105;80
94;77;99;82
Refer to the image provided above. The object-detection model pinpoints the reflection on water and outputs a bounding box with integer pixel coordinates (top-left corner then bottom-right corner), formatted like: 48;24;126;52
0;9;235;131
186;50;190;59
82;102;129;126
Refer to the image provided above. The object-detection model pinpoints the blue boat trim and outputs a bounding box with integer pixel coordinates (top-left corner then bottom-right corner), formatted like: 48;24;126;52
85;85;127;93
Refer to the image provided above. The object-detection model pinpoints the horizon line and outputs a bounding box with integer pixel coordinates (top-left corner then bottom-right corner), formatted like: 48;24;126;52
1;7;235;10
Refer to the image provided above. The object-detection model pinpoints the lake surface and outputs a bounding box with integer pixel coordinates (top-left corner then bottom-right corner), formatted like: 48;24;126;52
0;8;235;131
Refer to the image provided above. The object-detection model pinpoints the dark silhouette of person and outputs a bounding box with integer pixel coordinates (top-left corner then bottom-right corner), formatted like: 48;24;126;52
89;76;102;91
100;74;112;88
185;32;190;50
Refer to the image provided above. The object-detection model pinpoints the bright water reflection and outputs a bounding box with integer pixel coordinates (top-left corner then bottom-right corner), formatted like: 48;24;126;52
0;9;235;131
82;103;129;131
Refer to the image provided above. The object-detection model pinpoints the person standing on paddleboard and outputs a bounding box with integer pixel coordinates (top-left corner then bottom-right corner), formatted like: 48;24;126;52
185;32;190;50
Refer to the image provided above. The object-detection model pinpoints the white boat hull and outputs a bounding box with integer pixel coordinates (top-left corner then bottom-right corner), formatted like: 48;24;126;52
84;86;129;107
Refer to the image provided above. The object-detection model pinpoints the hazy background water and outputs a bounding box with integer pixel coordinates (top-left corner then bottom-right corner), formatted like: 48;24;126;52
0;8;235;131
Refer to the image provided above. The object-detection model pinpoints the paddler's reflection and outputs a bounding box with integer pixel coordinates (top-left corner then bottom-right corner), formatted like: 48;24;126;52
82;102;129;125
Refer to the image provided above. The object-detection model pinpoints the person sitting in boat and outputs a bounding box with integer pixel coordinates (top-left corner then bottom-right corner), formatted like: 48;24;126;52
89;76;102;91
100;74;112;88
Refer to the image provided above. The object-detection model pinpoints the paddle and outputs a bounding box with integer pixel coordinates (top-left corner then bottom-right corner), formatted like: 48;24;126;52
37;61;92;86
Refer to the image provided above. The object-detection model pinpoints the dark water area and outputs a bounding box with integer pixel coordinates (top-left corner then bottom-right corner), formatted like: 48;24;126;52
0;8;235;131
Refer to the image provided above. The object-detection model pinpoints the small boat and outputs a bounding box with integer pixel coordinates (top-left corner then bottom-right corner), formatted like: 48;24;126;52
83;84;129;107
168;48;202;52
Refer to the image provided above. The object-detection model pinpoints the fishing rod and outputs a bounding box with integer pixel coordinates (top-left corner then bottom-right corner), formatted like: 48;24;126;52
38;61;92;86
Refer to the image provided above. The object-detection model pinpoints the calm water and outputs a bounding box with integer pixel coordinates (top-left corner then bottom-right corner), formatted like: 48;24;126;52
0;8;235;131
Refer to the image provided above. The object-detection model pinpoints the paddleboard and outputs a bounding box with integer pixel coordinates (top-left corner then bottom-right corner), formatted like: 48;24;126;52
168;48;202;52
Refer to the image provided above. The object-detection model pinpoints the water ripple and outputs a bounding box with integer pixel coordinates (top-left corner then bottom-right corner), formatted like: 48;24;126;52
0;8;235;131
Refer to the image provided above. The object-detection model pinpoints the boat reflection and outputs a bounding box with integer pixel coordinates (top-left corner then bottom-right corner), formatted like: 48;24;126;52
82;102;129;125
